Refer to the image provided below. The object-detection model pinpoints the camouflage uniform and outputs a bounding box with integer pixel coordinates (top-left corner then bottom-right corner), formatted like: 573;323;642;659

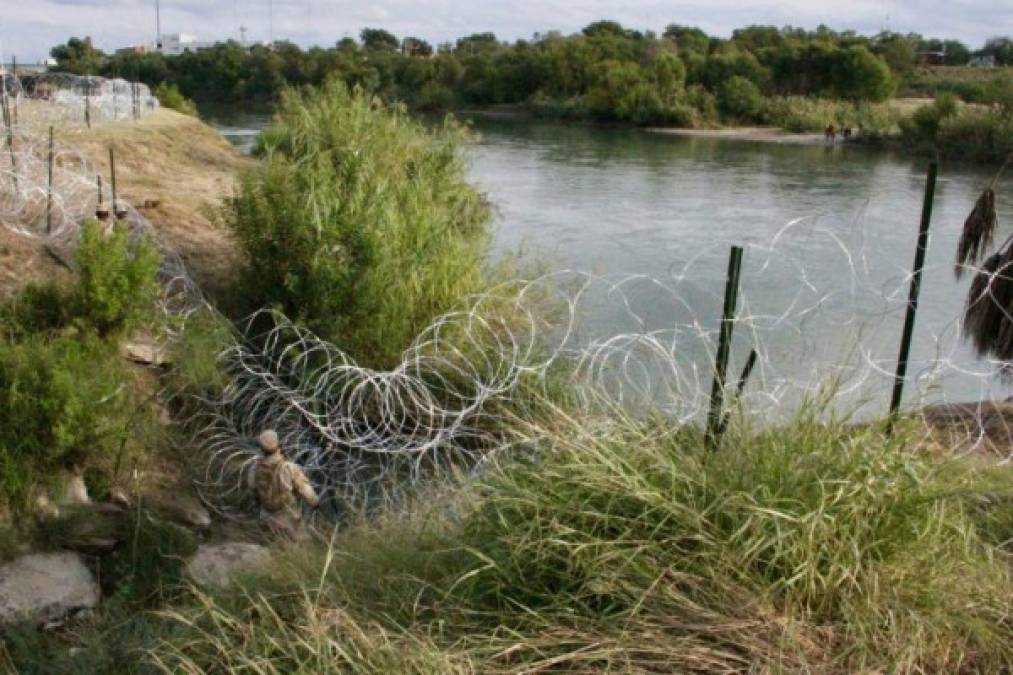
249;430;320;539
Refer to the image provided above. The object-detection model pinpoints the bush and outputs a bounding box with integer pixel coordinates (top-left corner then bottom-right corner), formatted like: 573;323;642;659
717;75;764;121
153;82;197;116
0;333;130;508
221;80;490;367
765;96;898;134
73;219;161;337
936;108;1013;163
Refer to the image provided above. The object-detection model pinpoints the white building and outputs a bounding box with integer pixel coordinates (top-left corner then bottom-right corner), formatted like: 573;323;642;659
155;33;214;56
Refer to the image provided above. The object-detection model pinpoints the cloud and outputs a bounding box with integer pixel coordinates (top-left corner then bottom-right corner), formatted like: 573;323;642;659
3;0;1010;63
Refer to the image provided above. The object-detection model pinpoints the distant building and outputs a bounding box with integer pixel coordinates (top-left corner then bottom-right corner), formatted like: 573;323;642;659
969;55;997;67
117;33;216;57
916;51;945;66
116;45;149;56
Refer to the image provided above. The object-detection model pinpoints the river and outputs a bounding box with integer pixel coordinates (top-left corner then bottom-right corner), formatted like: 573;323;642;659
204;106;1013;418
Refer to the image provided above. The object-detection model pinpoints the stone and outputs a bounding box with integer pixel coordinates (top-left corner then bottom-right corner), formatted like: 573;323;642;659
147;489;212;529
0;553;99;625
62;472;91;506
185;543;269;589
122;340;169;366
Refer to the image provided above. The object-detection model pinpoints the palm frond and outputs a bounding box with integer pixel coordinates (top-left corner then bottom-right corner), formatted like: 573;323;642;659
955;188;997;279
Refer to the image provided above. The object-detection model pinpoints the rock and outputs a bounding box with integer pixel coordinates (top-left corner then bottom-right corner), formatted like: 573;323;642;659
147;489;212;530
107;486;131;510
122;340;169;366
35;494;59;519
0;553;99;625
62;471;91;506
186;543;269;589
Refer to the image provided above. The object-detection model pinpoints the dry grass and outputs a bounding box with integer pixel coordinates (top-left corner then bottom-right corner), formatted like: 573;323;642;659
66;109;252;296
1;108;250;299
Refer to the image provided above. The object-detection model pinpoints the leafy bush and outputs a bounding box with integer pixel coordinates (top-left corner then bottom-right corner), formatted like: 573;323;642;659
0;333;129;508
0;282;71;340
718;75;764;121
73;219;161;337
165;309;234;400
221;80;490;367
153;82;197;116
935;108;1013;163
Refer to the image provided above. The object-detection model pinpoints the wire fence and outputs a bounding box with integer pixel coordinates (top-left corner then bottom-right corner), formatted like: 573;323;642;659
2;84;1011;523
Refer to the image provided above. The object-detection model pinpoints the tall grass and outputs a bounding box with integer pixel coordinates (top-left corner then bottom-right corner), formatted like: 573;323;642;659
764;96;899;136
136;401;1013;673
222;79;491;368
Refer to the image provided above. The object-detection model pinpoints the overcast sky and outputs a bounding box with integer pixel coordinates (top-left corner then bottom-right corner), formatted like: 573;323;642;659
3;0;1011;63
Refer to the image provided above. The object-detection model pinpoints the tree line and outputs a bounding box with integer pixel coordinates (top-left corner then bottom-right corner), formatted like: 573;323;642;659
48;24;1013;126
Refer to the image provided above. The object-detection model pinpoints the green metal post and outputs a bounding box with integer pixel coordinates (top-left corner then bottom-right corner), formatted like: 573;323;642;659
707;245;744;448
109;146;118;216
887;161;938;432
46;126;53;234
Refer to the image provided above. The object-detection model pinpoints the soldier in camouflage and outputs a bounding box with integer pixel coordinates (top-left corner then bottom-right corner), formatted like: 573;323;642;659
249;430;320;539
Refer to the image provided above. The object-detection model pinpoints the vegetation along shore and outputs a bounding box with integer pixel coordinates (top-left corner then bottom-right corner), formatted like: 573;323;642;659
0;16;1012;675
48;22;1013;162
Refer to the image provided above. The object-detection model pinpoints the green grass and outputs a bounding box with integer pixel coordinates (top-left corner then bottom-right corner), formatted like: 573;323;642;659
764;96;900;135
8;399;1009;673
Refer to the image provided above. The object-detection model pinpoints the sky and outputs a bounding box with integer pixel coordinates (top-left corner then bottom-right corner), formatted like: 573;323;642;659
3;0;1011;63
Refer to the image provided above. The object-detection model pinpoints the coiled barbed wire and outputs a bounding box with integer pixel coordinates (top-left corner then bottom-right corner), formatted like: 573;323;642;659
4;81;1012;524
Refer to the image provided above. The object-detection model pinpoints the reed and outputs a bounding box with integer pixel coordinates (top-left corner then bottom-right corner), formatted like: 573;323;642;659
134;400;1013;674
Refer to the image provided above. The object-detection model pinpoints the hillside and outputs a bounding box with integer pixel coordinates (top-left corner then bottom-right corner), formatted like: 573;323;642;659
0;108;250;298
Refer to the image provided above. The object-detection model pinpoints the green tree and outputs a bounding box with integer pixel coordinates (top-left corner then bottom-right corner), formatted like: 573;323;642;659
718;75;764;120
50;37;105;75
361;28;399;52
833;45;894;101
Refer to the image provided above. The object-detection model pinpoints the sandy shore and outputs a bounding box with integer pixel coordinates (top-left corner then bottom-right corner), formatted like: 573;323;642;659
645;126;830;145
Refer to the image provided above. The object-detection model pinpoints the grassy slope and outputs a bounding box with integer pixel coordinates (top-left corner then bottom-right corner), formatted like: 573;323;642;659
5;407;1012;673
0;109;251;299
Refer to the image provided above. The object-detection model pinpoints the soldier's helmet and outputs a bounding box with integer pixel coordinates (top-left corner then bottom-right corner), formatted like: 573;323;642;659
258;430;281;454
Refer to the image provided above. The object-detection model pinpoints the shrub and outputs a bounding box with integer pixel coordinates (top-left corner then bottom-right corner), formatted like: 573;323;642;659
0;282;71;340
221;80;490;368
165;309;234;400
0;333;129;508
936;108;1013;163
73;219;161;338
153;82;197;116
717;75;764;121
765;96;898;134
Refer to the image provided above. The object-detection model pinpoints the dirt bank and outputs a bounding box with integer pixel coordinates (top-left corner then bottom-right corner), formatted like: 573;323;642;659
0;108;251;298
645;126;830;145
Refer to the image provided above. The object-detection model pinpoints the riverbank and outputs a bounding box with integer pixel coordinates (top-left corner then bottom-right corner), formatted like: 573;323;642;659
0;108;249;299
645;125;829;145
2;87;1013;673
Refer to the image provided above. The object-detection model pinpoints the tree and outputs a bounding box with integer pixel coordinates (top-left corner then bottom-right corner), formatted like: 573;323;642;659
650;52;686;102
455;33;499;55
402;37;433;57
873;31;917;76
833;45;894;101
360;28;399;52
980;37;1013;66
582;20;629;39
50;37;105;75
718;75;764;120
662;24;710;55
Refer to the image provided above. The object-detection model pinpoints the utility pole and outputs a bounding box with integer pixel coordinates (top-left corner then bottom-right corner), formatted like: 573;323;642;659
155;0;163;50
268;0;274;46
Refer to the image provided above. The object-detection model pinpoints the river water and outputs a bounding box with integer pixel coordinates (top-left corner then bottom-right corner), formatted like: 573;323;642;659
205;107;1013;417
